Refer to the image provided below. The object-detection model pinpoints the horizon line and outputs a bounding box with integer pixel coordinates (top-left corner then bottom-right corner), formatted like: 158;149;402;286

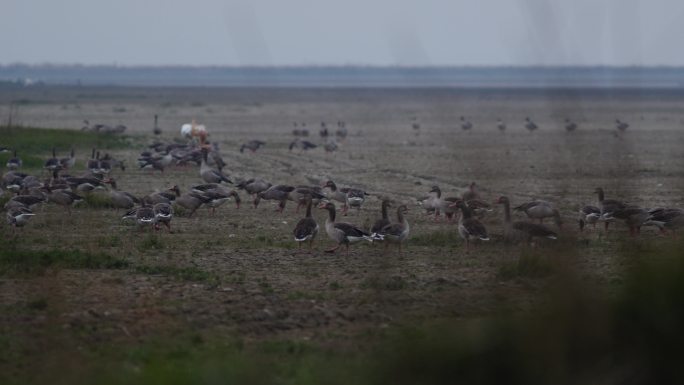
2;63;684;70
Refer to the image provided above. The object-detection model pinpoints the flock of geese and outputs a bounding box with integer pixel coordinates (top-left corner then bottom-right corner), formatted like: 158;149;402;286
410;116;630;133
2;116;681;255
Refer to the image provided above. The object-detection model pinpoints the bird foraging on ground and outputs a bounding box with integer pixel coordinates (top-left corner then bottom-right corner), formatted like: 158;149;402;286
450;200;489;252
293;198;319;250
318;201;372;254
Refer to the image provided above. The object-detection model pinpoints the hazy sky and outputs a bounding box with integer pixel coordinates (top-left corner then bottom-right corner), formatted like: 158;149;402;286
3;0;683;66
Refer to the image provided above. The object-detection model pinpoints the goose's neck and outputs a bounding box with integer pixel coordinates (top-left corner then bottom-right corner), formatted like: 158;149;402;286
597;190;604;203
305;200;313;217
503;201;511;223
327;207;336;222
381;203;389;219
460;205;473;220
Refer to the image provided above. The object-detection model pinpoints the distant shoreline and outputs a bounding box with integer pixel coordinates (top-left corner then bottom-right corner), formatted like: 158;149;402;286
1;65;683;88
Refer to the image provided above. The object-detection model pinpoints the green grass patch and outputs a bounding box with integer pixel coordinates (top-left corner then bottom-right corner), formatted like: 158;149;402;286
4;242;684;384
0;238;129;276
0;194;10;208
137;234;165;251
410;230;458;247
0;125;131;169
360;275;408;291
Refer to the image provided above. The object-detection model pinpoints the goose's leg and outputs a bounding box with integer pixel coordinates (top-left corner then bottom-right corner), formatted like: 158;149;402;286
325;244;340;253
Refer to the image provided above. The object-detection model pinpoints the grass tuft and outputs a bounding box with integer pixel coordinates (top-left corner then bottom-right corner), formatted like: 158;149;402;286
0;238;129;276
137;234;164;251
410;230;457;247
497;251;555;281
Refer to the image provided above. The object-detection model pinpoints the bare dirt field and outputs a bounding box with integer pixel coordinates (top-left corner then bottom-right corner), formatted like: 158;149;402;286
1;86;684;383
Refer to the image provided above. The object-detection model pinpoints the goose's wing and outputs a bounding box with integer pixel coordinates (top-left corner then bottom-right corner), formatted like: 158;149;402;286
334;222;370;238
462;218;488;239
294;218;318;239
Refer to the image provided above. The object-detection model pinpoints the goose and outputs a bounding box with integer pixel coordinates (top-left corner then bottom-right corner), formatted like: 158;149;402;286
87;149;100;174
191;183;221;193
289;186;325;213
607;205;651;236
0;146;9;153
376;205;410;254
92;150;109;176
318;201;372;254
451;200;489;252
59;149;76;169
174;191;211;217
578;205;601;231
644;208;684;235
6;149;22;170
525;117;538;131
335;122;348;139
203;188;241;214
235;178;272;204
425;186;459;221
139;151;173;173
411;122;421;131
320;122;329;138
465;198;493;218
208;143;226;171
100;153;125;172
42;186;83;214
143;185;180;205
134;204;157;232
513;200;563;228
200;148;231;184
323;140;338;153
418;187;441;217
6;195;44;210
236;179;272;208
594;187;627;230
460;116;473;131
6;206;36;228
153;202;173;232
462;182;479;201
496;196;557;244
105;179;140;209
65;175;107;193
293;198;319;250
565;119;578;132
341;187;369;214
292;122;310;137
254;185;294;212
615;119;629;132
322;180;348;210
240;140;266;153
497;118;506;132
44;148;60;171
289;139;317;153
2;171;28;194
153;114;162;135
370;199;392;241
